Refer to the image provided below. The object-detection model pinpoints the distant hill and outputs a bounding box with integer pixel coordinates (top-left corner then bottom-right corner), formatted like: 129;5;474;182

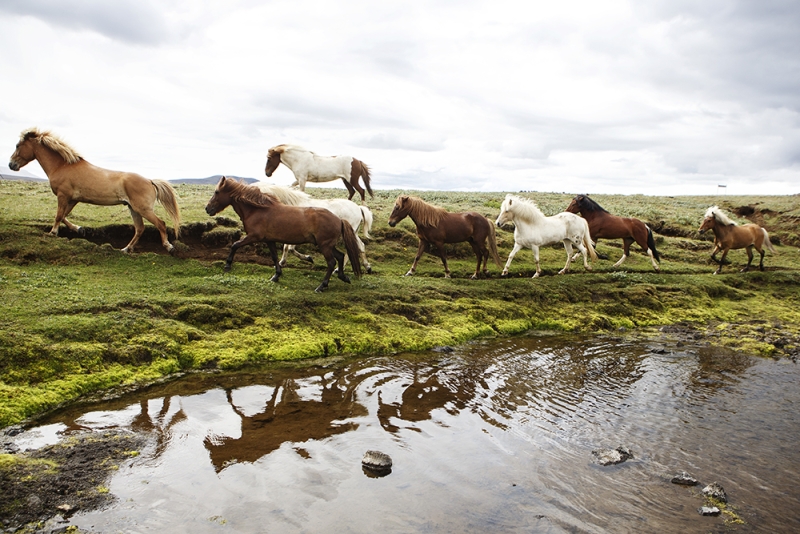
169;175;259;185
0;165;46;182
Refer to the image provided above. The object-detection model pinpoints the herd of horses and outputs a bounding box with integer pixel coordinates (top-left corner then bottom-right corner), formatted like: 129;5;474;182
8;128;778;291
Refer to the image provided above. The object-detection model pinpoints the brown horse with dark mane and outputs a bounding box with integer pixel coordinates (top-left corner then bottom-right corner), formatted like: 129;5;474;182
387;195;502;279
8;128;181;253
699;206;776;274
205;177;361;292
566;194;660;272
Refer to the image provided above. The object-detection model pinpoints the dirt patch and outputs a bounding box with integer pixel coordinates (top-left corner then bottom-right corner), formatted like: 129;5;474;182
0;429;148;531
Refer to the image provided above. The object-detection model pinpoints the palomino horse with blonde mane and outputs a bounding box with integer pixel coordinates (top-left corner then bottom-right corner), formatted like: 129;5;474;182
388;195;502;279
495;194;597;278
205;177;361;292
566;194;660;271
265;144;373;203
699;206;776;274
257;184;374;273
8;128;181;253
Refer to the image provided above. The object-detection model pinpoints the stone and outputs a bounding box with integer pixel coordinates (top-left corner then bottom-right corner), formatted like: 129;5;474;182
702;482;727;503
591;447;633;466
671;472;698;486
698;506;721;516
362;450;392;477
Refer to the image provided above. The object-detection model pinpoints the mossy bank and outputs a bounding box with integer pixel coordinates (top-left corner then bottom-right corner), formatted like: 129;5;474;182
2;180;799;428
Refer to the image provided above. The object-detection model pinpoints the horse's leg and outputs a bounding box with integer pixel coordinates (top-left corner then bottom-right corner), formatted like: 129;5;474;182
223;233;261;272
613;237;634;267
137;207;174;253
280;244;313;267
357;236;372;274
50;196;81;236
340;178;357;201
121;208;146;253
758;246;766;271
468;239;484;279
558;241;575;274
334;247;351;284
315;246;339;293
405;240;429;276
265;241;283;281
742;245;754;272
714;249;729;274
501;242;522;277
573;241;592;271
532;245;542;278
349;178;366;204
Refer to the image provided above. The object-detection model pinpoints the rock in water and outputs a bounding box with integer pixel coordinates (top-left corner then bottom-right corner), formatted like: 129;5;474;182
362;450;392;477
671;472;698;486
698;506;721;516
591;447;634;466
702;482;727;503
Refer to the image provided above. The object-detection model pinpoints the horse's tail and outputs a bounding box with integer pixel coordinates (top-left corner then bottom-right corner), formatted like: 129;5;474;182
763;228;777;253
646;225;661;262
152;179;182;238
358;159;374;199
359;205;373;239
487;219;502;267
341;221;363;277
582;219;598;261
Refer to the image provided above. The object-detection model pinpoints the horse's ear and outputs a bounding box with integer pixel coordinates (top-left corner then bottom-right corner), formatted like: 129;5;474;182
399;195;408;205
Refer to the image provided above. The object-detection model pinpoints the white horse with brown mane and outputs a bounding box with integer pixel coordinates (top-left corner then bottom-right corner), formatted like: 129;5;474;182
265;144;373;203
257;184;374;273
495;194;597;278
8;128;181;253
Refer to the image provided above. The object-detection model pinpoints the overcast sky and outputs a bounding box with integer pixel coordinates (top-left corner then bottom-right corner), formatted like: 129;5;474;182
1;0;798;196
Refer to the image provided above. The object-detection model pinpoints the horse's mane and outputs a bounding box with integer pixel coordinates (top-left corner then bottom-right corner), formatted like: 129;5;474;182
504;194;545;221
268;144;312;156
256;183;310;206
575;195;608;213
221;178;279;207
705;206;738;226
405;196;447;226
22;127;83;164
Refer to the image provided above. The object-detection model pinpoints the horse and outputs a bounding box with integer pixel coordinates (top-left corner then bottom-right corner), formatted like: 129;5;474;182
565;194;660;271
257;184;374;273
205;177;362;292
8;127;181;253
698;206;776;274
495;194;597;278
387;195;501;279
265;144;373;203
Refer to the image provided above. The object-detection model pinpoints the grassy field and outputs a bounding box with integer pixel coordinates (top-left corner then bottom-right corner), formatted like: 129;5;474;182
1;179;799;427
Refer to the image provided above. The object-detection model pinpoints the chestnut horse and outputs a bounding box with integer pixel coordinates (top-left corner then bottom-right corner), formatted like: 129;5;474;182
205;177;361;292
699;206;776;274
387;195;501;279
8;128;181;253
265;144;373;203
566;194;660;272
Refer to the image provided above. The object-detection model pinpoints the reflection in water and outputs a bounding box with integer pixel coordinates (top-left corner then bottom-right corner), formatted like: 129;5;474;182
23;335;799;533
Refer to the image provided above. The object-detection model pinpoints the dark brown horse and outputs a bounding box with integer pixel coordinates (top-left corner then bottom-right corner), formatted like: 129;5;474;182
699;206;776;274
8;128;181;253
566;194;660;271
387;195;501;279
205;177;362;292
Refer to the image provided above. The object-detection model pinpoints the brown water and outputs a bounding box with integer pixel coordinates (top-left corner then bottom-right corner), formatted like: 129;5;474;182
15;335;800;533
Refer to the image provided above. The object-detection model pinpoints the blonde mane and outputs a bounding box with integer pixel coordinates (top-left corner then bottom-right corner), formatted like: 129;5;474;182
221;178;280;208
405;196;448;226
705;206;738;226
21;127;83;164
503;194;545;221
257;183;310;206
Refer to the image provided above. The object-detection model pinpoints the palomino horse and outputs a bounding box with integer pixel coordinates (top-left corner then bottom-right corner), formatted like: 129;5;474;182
265;144;373;203
387;195;501;279
257;184;374;273
566;194;660;271
8;128;181;253
495;194;597;278
205;177;362;292
698;206;776;274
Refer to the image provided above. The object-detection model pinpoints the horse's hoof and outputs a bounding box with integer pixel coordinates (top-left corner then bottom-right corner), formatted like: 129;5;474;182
532;273;540;279
223;265;232;272
339;275;351;284
501;272;510;278
557;269;567;275
304;256;314;264
270;274;280;282
315;284;327;293
404;271;414;277
585;265;593;271
76;226;85;236
366;267;373;274
121;247;132;254
278;260;287;267
444;274;451;279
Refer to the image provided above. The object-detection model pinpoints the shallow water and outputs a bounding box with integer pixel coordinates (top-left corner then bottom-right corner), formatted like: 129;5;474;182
17;334;800;533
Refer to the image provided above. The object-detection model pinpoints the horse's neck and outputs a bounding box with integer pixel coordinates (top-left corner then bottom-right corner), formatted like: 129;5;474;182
33;143;70;177
514;205;544;225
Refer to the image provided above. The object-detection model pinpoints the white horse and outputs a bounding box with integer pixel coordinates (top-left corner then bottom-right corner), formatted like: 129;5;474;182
257;184;373;273
265;144;373;203
495;194;597;278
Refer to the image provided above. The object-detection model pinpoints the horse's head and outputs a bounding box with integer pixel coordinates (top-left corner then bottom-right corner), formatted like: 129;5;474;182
205;176;234;216
8;129;39;171
698;215;716;235
265;146;283;177
495;195;515;227
388;195;411;227
565;195;583;214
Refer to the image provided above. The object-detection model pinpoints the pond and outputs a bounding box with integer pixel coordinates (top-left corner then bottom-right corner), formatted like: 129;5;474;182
13;333;800;533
